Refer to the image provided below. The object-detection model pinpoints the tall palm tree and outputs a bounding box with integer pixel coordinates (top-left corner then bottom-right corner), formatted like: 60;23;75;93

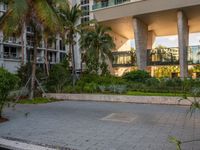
0;0;66;99
80;23;115;74
56;4;82;86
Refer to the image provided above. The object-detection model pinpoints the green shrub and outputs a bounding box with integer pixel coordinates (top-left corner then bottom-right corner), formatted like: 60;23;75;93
46;64;71;93
0;68;19;118
145;78;160;86
123;70;151;83
83;82;97;93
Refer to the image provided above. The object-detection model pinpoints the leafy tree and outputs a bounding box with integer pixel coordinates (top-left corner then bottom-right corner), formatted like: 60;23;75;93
0;0;66;99
56;4;83;86
0;68;18;118
80;23;115;74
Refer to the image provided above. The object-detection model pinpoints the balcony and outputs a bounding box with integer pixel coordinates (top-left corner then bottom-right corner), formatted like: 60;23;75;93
92;0;200;22
147;46;200;66
112;51;136;67
147;47;179;66
113;46;200;67
92;0;132;10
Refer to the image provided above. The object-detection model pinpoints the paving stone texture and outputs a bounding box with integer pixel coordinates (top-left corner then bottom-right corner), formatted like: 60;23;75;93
0;101;200;150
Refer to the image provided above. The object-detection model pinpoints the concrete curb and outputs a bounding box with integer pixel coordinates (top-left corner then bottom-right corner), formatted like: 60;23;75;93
0;138;56;150
45;93;192;106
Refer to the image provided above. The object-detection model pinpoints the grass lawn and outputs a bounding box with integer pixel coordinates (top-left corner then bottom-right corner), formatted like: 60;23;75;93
126;91;188;97
17;97;62;104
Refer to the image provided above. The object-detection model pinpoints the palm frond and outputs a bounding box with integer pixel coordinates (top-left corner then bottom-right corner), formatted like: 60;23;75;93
0;0;28;37
33;0;62;34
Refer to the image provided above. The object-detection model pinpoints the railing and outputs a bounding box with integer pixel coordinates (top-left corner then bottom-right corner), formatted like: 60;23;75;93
3;52;20;60
112;50;136;67
112;46;200;67
147;47;179;66
92;0;131;10
147;46;200;66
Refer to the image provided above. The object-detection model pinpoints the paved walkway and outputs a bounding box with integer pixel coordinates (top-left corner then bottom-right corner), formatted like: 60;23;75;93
0;101;200;150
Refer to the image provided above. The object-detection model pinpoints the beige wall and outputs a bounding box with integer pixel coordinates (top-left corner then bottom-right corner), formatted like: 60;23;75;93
109;31;131;51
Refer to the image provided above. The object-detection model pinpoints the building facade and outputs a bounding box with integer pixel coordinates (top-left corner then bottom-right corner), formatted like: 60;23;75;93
1;0;200;78
91;0;200;78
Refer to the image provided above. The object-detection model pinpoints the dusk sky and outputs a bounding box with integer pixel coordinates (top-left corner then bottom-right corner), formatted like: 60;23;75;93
131;32;200;48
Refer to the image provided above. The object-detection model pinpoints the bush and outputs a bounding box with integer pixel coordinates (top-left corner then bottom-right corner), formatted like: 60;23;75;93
83;82;97;93
0;68;18;118
46;64;71;93
145;78;160;86
123;70;151;83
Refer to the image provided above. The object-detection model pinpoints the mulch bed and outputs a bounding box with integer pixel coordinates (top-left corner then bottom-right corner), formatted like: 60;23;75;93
0;117;8;123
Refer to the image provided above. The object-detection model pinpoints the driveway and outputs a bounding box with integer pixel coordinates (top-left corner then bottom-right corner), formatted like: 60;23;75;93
0;101;200;150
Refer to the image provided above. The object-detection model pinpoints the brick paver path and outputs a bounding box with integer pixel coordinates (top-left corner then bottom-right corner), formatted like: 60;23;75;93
0;101;200;150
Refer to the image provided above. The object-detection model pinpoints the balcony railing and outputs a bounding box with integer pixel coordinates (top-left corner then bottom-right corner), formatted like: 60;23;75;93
147;46;200;66
112;50;136;67
92;0;131;10
112;46;200;67
147;47;179;66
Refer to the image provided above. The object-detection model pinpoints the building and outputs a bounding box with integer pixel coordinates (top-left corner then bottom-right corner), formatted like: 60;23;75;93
1;0;200;78
0;2;67;73
91;0;200;78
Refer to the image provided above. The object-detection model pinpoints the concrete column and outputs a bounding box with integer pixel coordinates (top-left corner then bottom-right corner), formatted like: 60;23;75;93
177;10;189;78
133;18;148;70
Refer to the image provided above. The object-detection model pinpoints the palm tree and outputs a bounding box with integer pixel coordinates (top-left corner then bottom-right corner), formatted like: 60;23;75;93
56;4;82;86
80;23;115;74
0;0;66;99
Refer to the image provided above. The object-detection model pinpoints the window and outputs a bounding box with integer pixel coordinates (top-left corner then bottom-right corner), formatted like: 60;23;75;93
27;35;34;46
3;46;18;59
59;40;65;50
81;17;89;23
81;0;89;5
27;26;34;33
48;51;56;63
81;5;89;16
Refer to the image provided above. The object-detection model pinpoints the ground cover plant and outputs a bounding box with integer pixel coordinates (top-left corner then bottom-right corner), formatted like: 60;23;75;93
18;97;62;104
0;68;18;122
53;70;200;96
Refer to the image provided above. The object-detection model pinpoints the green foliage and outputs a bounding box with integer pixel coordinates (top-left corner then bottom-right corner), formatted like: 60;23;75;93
169;136;181;150
46;63;71;93
123;70;151;83
145;78;160;86
83;82;97;93
18;97;60;104
17;63;46;87
80;23;115;74
0;68;18;117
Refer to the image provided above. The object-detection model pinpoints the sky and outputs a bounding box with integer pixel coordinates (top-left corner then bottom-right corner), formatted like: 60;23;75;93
131;32;200;48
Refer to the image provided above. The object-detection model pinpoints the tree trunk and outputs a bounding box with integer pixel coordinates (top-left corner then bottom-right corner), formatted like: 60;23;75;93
44;38;49;76
71;40;76;86
29;34;38;99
